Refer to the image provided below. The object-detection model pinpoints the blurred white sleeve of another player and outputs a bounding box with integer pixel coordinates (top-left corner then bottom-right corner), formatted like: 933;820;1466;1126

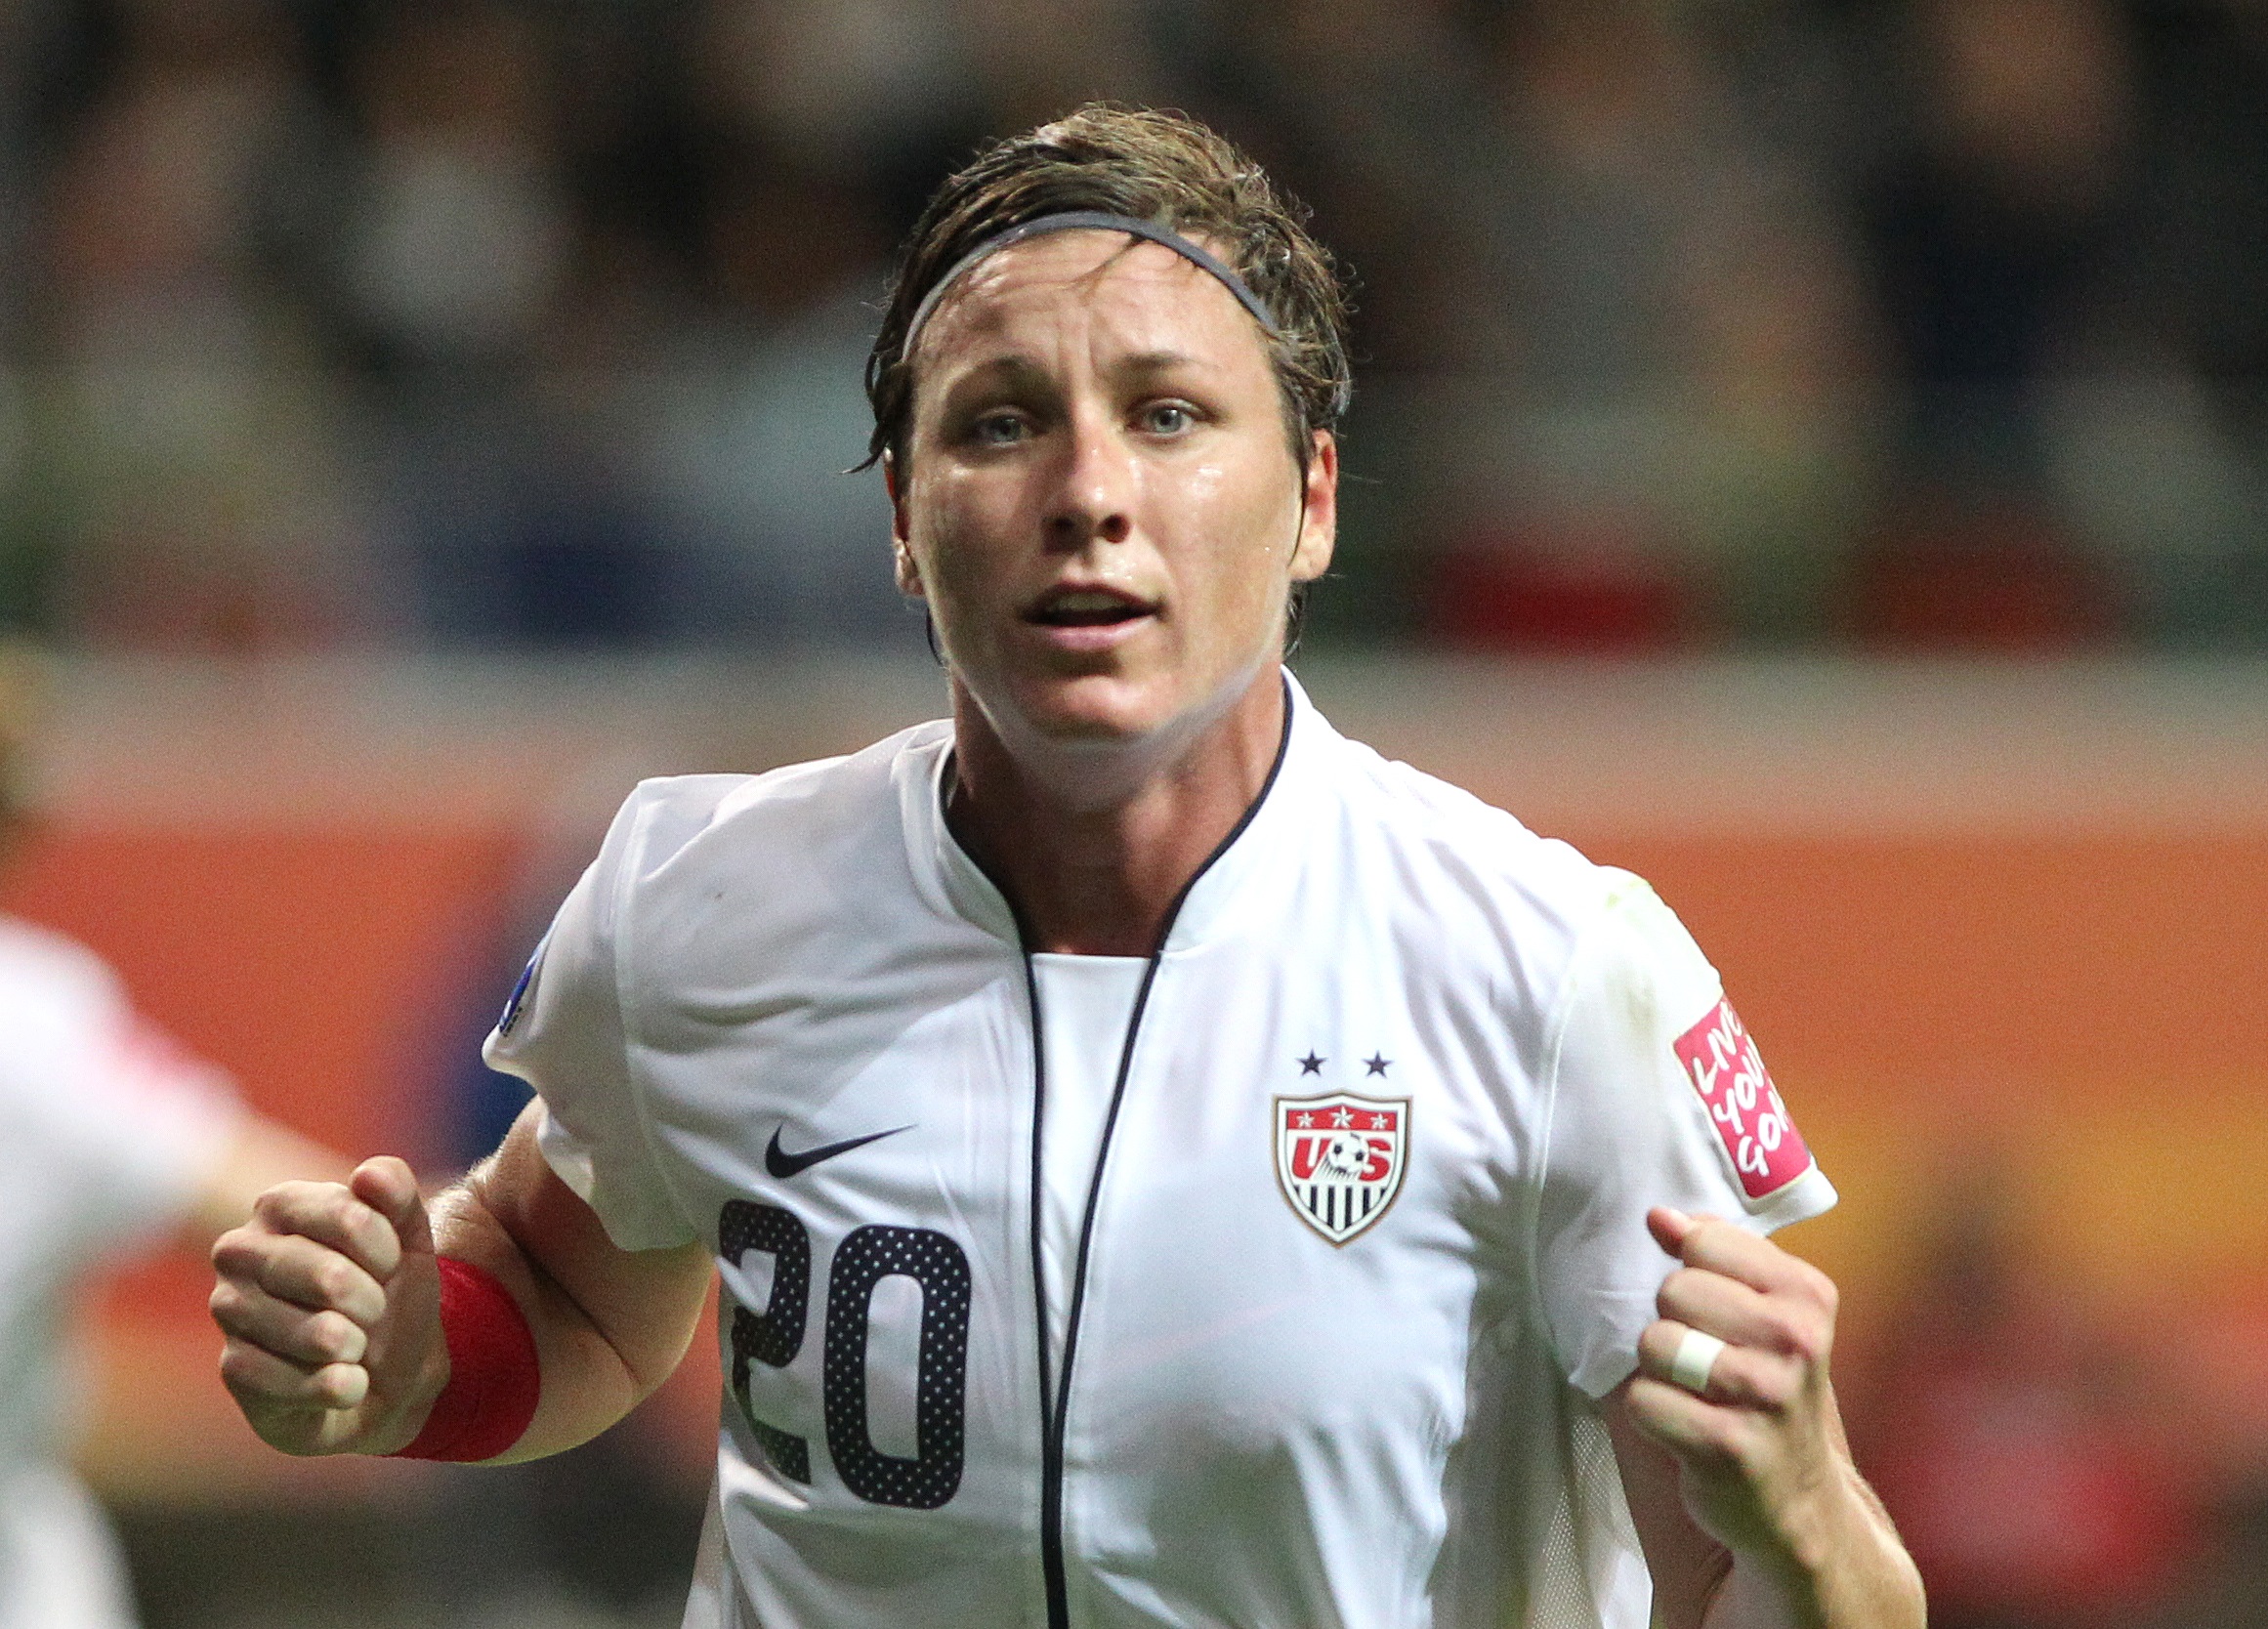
0;918;243;1271
0;913;334;1629
0;1460;141;1629
1532;874;1838;1399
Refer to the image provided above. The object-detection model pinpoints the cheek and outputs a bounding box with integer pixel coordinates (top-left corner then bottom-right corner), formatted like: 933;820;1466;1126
908;477;1010;598
1177;464;1297;618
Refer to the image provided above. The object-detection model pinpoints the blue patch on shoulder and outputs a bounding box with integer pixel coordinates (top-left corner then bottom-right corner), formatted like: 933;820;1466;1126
496;940;546;1037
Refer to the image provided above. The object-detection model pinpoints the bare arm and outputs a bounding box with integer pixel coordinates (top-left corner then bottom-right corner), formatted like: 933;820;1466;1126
1608;1208;1924;1629
210;1099;711;1462
439;1102;712;1462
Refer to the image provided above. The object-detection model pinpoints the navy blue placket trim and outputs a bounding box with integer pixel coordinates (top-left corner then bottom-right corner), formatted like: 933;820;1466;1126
942;680;1296;1629
1038;681;1293;1629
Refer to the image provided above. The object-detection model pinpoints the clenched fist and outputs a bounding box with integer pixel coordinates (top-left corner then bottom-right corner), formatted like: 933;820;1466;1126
209;1155;446;1456
1627;1206;1848;1557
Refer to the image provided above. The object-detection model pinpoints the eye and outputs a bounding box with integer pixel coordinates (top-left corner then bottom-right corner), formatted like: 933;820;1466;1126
1137;400;1198;437
968;410;1029;447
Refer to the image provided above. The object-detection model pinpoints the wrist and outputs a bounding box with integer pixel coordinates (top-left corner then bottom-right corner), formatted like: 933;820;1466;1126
384;1256;541;1462
368;1307;454;1455
1735;1465;1922;1629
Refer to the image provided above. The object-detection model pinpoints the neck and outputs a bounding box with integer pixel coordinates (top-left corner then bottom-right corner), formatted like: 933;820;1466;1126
945;665;1287;956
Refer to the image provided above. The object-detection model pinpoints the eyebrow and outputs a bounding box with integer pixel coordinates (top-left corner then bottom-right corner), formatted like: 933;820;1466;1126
1114;350;1226;379
942;349;1219;391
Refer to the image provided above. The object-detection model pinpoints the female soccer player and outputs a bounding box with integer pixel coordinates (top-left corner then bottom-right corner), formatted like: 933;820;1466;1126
211;106;1922;1629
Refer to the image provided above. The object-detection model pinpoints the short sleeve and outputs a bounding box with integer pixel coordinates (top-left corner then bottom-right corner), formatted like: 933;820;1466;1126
482;792;698;1253
0;925;243;1263
1533;873;1836;1398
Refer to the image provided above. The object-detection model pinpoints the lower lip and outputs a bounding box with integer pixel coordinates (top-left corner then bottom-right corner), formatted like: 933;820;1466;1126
1027;612;1156;653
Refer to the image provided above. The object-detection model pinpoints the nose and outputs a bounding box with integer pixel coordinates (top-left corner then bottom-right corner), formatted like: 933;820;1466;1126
1043;408;1134;553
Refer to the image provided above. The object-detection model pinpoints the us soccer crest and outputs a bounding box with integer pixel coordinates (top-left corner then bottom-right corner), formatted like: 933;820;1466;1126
1274;1093;1409;1245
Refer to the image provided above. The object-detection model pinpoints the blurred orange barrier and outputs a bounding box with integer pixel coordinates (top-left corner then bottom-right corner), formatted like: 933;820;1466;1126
1607;832;2268;1097
5;823;521;1152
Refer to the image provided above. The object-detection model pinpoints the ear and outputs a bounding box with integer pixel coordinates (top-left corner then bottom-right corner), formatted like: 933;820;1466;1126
1288;431;1338;584
885;451;925;598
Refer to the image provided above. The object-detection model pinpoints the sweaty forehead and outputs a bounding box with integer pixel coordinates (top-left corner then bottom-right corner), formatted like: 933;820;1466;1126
914;230;1267;373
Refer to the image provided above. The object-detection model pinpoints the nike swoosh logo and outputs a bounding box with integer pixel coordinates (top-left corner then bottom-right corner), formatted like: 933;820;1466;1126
764;1123;911;1180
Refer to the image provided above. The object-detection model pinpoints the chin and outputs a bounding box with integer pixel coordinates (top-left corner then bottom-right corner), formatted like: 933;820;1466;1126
959;647;1275;762
1010;673;1174;746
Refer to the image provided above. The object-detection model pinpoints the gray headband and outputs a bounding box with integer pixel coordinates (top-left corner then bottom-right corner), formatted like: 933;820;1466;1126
900;210;1280;360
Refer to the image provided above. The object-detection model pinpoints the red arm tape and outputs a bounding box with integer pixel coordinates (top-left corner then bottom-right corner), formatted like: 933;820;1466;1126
387;1256;541;1463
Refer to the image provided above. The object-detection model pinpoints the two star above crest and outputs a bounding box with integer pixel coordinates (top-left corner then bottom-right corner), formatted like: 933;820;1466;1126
1296;1052;1392;1077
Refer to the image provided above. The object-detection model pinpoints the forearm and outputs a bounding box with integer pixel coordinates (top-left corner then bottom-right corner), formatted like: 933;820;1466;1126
424;1174;645;1463
1704;1465;1924;1629
215;1124;708;1466
425;1117;710;1464
1613;1212;1925;1629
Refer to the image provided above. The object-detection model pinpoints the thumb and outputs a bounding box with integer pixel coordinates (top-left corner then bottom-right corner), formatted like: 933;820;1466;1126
350;1155;435;1270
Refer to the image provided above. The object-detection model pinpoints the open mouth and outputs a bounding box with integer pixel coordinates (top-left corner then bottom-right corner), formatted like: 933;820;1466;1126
1025;589;1157;628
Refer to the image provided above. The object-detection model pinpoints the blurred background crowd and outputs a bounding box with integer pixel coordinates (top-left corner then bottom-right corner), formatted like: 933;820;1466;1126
0;0;2266;656
4;3;2268;1629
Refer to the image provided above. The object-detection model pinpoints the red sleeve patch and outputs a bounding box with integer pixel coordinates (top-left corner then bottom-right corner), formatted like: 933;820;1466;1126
1672;997;1812;1200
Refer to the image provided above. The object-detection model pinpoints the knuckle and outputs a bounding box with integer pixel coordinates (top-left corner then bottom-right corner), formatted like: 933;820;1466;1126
1657;1268;1701;1315
314;1257;357;1306
217;1344;268;1393
319;1363;368;1409
251;1184;299;1224
1754;1307;1806;1355
1743;1358;1797;1410
313;1312;359;1361
1774;1303;1831;1363
1792;1262;1838;1316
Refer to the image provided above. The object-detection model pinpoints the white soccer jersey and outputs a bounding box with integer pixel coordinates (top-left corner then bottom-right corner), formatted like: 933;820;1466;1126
487;678;1835;1629
0;916;241;1629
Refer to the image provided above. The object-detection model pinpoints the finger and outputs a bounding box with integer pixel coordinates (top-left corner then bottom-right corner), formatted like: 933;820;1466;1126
209;1278;369;1367
1654;1267;1787;1352
1668;1264;1833;1365
218;1337;370;1413
1657;1209;1825;1303
220;1232;388;1326
1623;1371;1752;1473
1637;1319;1800;1412
1647;1205;1698;1257
244;1182;402;1282
350;1156;435;1266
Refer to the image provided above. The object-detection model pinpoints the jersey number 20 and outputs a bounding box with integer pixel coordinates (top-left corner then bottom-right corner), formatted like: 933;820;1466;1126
719;1200;972;1510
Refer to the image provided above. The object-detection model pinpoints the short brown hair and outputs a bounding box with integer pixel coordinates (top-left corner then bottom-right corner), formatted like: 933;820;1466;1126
864;104;1353;470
